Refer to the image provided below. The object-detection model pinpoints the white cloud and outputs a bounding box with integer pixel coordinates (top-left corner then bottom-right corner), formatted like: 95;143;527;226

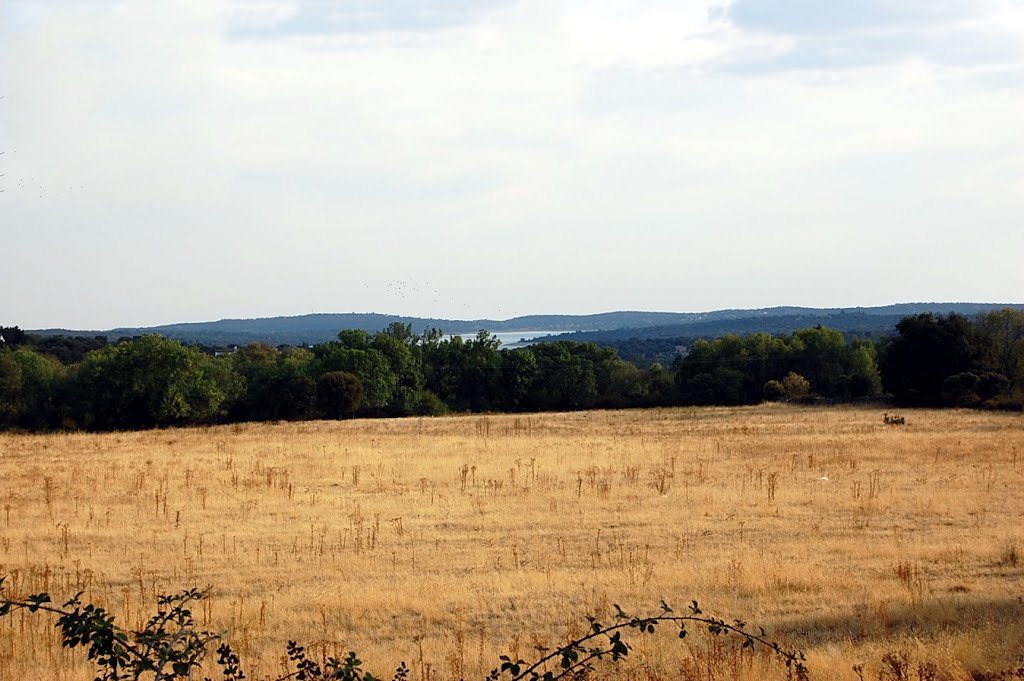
1;0;1022;328
724;0;984;35
718;0;1024;71
224;0;516;37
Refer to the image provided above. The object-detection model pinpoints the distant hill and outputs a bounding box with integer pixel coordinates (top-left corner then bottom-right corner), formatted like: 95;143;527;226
28;303;1023;348
534;312;911;343
531;304;1024;367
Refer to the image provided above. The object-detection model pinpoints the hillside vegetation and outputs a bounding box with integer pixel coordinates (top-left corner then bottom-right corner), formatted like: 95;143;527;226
26;303;1023;348
2;309;1022;433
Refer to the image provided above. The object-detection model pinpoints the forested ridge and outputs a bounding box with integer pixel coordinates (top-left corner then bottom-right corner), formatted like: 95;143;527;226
1;309;1022;431
28;303;1021;347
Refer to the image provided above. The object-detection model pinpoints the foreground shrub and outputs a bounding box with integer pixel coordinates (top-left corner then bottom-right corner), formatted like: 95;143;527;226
0;576;807;681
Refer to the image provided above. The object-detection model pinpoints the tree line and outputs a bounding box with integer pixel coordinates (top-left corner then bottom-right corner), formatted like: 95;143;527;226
1;309;1021;431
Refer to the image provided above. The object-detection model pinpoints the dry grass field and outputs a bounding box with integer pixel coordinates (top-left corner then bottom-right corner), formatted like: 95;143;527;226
0;404;1022;680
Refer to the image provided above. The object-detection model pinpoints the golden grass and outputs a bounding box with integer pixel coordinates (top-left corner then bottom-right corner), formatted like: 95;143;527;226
1;405;1022;680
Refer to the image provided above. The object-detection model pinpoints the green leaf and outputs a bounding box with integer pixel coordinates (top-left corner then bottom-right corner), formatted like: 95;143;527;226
26;593;51;612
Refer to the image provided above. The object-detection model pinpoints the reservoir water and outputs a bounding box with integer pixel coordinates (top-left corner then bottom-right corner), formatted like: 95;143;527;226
448;330;564;348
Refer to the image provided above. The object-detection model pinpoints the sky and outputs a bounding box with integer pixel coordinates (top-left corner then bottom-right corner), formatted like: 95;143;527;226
2;0;1023;330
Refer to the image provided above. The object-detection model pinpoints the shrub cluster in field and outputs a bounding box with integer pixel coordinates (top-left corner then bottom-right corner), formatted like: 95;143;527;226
1;309;1022;431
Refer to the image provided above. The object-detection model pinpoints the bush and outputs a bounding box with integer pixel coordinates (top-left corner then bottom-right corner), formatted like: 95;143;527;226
982;392;1024;411
0;577;807;681
411;389;448;416
763;380;786;401
781;372;811;400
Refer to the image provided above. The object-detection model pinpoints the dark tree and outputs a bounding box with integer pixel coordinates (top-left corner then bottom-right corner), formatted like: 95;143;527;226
317;371;364;419
232;344;317;421
0;352;21;424
974;309;1024;393
880;313;977;406
524;342;599;411
0;326;28;348
314;337;396;413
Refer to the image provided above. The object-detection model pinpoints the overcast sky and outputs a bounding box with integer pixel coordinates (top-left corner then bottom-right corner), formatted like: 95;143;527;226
2;0;1022;329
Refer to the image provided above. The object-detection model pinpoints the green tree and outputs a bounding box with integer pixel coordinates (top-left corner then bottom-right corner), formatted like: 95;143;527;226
499;348;539;411
317;371;364;419
9;349;65;429
381;321;415;343
337;329;373;351
276;348;319;418
974;309;1024;393
0;351;23;425
790;327;846;396
70;336;243;429
463;331;504;411
526;342;599;411
419;334;463;408
645;362;676;406
314;336;396;414
603;360;647;408
371;326;425;415
673;328;880;405
741;333;793;396
417;331;503;412
842;339;883;398
674;337;758;405
232;344;317;421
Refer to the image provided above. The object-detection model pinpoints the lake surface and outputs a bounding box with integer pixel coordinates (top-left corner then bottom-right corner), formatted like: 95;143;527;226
448;330;564;348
